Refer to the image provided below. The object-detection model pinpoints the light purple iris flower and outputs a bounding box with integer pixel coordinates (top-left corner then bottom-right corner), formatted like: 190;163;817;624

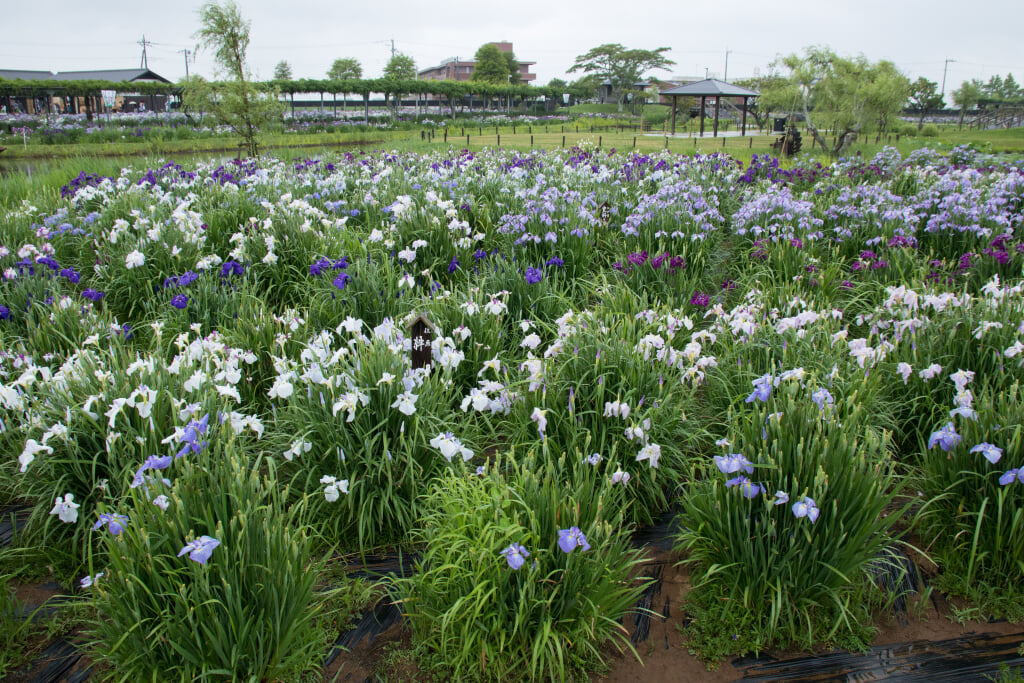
178;535;220;565
998;468;1023;486
93;513;129;535
557;527;591;554
928;422;961;452
792;497;820;523
970;443;1002;464
714;453;754;475
500;542;530;570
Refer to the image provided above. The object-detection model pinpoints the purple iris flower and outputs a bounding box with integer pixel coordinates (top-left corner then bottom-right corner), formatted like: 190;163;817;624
525;267;542;284
811;388;834;410
998;468;1024;486
220;260;245;277
130;454;174;489
447;257;460;274
177;535;220;565
739;479;762;498
500;542;530;570
714;453;754;475
0;305;9;321
94;513;129;535
178;270;200;287
82;289;105;301
333;272;352;290
927;422;961;452
792;497;820;523
557;527;591;554
690;291;710;308
59;268;81;283
970;443;1002;464
170;294;189;309
746;375;774;403
176;414;210;458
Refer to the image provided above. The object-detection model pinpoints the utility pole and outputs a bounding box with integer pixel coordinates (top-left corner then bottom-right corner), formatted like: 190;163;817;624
941;58;956;97
138;35;152;69
179;49;192;79
724;49;731;82
390;39;396;58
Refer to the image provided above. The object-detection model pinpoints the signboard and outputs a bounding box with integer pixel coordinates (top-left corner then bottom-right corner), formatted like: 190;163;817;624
598;201;612;227
101;90;117;108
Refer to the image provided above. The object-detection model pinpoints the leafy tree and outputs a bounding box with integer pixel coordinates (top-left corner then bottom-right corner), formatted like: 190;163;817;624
735;73;788;130
471;44;509;84
907;77;944;131
569;74;601;101
1003;73;1022;101
952;79;984;127
273;60;293;80
328;57;362;81
383;52;416;80
383;52;416;115
770;46;910;156
547;78;568;91
187;0;283;157
567;43;674;111
983;74;1004;102
504;51;520;85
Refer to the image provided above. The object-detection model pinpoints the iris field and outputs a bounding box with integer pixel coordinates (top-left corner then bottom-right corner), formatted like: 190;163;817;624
1;141;1023;680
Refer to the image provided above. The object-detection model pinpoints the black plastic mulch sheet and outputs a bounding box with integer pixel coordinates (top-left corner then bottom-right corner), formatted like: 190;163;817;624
732;631;1024;681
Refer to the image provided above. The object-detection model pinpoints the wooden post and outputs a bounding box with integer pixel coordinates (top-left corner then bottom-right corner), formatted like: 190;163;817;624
497;134;500;147
699;95;706;137
633;136;636;148
562;135;565;147
530;135;533;147
741;96;748;136
467;134;470;146
671;94;678;135
713;95;720;137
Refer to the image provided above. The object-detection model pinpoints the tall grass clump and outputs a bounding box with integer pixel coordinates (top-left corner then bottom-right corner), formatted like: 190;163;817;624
676;379;903;658
393;451;648;682
269;322;476;551
87;435;321;682
917;381;1024;618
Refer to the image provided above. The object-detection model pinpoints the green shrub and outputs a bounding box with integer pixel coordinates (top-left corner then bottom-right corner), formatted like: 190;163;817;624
393;452;648;681
917;381;1024;617
270;328;476;551
87;438;321;682
676;379;902;656
920;124;939;137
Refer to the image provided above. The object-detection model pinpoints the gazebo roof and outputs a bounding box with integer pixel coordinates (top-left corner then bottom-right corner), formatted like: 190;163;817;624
660;78;759;97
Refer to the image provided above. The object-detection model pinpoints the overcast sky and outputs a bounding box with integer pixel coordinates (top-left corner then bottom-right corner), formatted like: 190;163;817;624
4;0;1023;97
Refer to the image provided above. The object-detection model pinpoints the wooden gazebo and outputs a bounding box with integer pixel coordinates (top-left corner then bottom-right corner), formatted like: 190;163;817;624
660;79;759;137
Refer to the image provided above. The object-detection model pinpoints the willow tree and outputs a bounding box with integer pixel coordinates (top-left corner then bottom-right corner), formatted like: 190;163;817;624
187;0;282;156
771;46;910;157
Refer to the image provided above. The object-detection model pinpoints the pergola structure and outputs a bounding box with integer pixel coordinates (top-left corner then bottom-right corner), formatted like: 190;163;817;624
660;79;760;137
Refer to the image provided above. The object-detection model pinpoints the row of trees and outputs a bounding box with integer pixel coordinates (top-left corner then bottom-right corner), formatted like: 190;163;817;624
273;54;407;84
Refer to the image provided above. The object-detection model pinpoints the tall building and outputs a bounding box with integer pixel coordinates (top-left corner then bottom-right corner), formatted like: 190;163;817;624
418;42;536;83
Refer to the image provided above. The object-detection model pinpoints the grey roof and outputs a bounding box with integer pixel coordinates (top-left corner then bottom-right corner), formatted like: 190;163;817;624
1;68;171;83
0;69;56;80
660;78;759;97
54;69;172;84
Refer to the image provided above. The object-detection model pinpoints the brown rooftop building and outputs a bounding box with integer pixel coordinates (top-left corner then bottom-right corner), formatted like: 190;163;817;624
418;42;536;83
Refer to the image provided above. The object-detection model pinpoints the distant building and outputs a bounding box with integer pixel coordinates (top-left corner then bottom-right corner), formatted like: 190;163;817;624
0;68;173;114
418;42;536;83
